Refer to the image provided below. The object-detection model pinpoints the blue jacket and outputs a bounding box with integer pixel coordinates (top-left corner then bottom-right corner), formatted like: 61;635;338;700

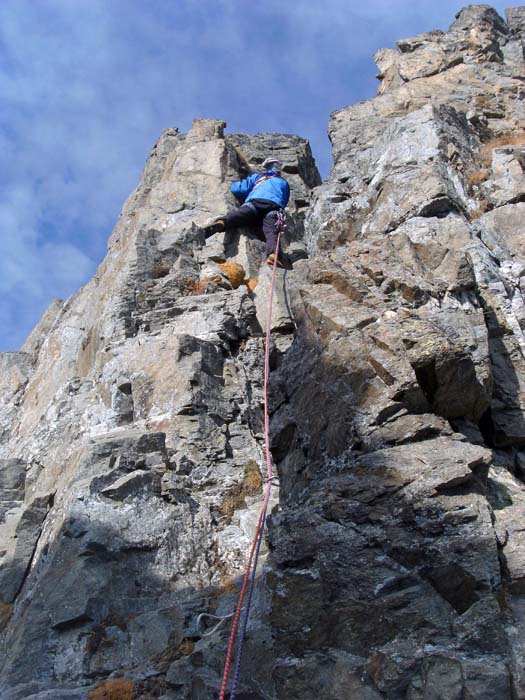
231;170;290;209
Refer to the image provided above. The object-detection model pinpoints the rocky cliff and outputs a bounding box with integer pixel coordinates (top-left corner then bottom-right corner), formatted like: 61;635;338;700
2;5;525;699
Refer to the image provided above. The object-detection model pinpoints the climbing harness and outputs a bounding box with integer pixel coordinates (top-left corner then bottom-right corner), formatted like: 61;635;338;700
249;172;278;194
218;212;286;700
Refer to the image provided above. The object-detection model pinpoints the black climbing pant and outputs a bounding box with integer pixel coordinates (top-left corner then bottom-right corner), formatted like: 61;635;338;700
222;199;282;256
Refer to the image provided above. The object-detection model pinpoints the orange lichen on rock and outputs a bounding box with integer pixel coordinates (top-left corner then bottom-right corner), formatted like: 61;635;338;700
465;168;490;188
242;459;263;494
218;460;263;524
154;637;195;672
217;261;246;289
480;130;525;160
245;278;258;293
217;574;240;594
185;277;220;295
88;679;134;700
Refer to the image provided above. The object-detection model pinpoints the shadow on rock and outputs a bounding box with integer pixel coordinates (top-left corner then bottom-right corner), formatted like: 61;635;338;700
264;298;517;699
0;433;274;700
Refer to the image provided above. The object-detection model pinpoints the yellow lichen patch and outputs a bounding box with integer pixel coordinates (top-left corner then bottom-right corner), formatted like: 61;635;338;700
0;602;12;631
480;130;525;161
465;168;490;188
218;460;263;524
185;276;221;295
217;261;246;289
217;574;240;595
88;679;134;700
207;574;240;602
219;489;247;524
245;278;258;293
243;459;263;495
178;638;195;656
464;129;525;202
154;637;195;672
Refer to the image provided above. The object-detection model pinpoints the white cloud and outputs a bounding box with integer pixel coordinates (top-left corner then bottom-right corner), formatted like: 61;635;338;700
0;0;512;349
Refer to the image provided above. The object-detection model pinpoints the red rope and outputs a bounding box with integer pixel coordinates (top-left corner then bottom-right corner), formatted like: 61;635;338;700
218;214;285;700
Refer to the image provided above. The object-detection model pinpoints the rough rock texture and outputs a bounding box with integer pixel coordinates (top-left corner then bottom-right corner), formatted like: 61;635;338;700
3;5;525;700
0;119;319;700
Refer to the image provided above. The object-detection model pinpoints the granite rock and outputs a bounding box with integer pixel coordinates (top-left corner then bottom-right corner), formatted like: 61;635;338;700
3;6;525;700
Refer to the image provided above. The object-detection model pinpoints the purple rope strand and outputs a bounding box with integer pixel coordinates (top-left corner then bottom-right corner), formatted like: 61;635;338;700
224;212;284;699
229;507;269;700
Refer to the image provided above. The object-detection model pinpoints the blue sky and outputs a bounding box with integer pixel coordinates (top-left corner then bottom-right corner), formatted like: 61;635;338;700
0;1;511;351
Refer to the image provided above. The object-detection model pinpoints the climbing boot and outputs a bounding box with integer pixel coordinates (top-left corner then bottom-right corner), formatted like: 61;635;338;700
266;253;284;269
279;251;293;270
202;219;226;239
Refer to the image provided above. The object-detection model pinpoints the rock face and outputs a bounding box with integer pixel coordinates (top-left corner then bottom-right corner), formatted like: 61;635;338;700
2;5;525;699
0;120;319;700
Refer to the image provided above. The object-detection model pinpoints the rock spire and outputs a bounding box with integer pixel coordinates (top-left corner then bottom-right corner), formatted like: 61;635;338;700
2;5;525;699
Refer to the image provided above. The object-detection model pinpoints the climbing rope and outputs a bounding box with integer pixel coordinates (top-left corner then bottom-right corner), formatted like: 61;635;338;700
218;212;286;700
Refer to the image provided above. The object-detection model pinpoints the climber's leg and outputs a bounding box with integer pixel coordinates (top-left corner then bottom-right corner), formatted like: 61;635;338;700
222;203;260;230
202;203;260;240
202;219;226;238
262;210;282;258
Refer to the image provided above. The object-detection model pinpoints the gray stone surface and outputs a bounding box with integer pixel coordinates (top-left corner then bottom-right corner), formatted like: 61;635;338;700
3;6;525;700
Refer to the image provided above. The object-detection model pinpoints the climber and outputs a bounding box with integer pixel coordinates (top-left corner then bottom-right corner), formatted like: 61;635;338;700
202;157;290;268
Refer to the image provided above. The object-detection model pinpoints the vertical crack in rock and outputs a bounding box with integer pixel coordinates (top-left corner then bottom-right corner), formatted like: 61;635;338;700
9;493;55;605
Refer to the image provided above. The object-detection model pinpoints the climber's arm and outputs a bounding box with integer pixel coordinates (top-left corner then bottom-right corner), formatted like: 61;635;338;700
231;174;259;202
